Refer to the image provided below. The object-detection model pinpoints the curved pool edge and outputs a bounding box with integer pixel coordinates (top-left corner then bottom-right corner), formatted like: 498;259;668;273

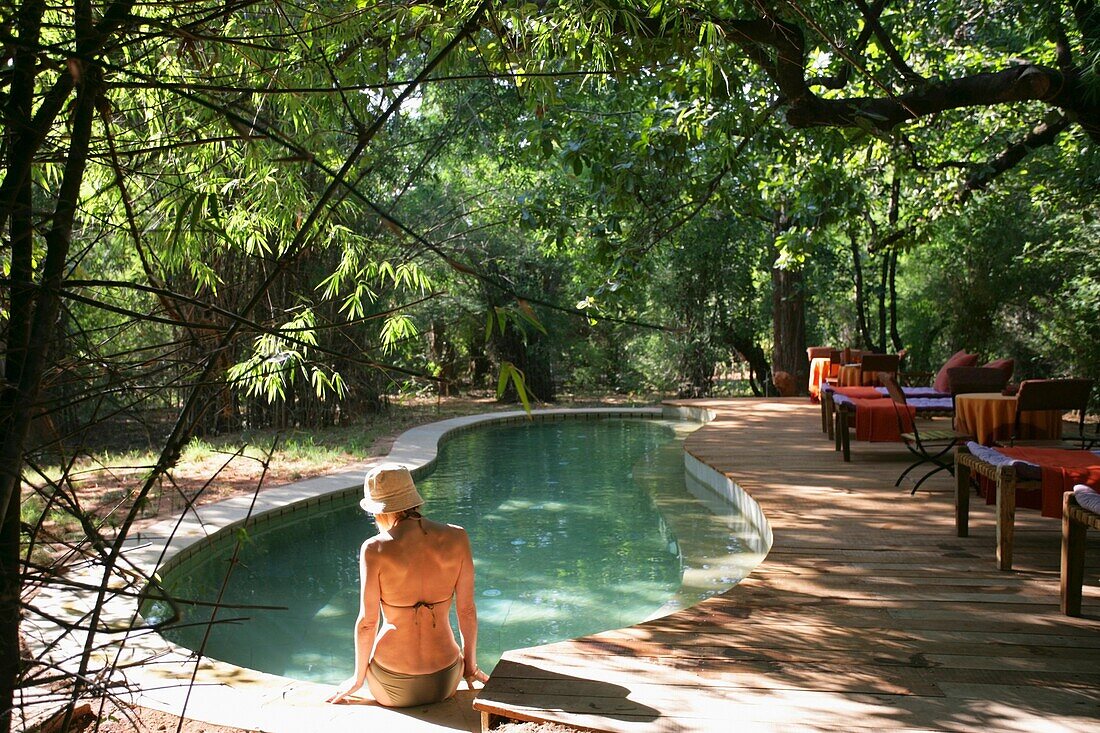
24;404;770;733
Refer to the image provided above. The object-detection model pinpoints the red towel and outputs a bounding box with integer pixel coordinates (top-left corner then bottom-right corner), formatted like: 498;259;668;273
809;359;829;402
835;386;886;399
852;398;914;442
989;448;1100;518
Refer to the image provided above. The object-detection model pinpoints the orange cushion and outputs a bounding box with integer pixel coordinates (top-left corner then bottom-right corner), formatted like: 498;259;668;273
982;358;1014;381
933;350;979;393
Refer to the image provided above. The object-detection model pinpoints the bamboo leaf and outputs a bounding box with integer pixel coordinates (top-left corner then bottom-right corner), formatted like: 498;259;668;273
515;299;547;334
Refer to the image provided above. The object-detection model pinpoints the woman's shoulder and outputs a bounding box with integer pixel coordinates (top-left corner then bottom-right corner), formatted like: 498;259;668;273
360;531;392;554
423;517;467;537
416;519;468;549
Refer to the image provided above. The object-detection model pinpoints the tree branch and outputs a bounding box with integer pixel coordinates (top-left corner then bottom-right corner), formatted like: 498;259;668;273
852;0;926;85
704;7;1100;142
957;113;1071;203
785;64;1078;130
807;0;882;90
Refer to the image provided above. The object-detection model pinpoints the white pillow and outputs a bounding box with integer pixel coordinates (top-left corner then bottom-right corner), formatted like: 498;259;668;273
1073;484;1100;515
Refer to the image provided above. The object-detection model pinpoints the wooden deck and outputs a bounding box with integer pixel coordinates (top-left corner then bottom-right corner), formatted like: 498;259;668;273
472;398;1100;732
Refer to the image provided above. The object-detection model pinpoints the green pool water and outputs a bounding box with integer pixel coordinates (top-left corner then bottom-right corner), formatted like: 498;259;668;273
144;417;763;682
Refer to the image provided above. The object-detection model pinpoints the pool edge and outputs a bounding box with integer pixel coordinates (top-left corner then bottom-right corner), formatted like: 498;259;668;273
25;405;771;733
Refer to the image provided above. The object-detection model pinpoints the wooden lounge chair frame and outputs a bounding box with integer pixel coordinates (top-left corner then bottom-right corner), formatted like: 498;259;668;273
954;443;1041;571
858;353;900;384
822;353;901;441
836;387;959;462
822;383;837;437
1062;492;1100;616
819;350;845;434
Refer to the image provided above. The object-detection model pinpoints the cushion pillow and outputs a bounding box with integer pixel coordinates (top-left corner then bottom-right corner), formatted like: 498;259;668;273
1074;484;1100;515
982;358;1015;381
933;350;979;394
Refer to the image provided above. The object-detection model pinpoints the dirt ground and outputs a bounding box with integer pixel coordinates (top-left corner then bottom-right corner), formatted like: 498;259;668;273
27;394;626;732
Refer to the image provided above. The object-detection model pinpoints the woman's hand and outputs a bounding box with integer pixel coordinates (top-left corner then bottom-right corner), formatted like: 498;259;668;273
463;664;489;690
326;676;367;704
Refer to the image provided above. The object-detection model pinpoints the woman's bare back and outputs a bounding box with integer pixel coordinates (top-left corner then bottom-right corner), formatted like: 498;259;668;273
366;517;468;674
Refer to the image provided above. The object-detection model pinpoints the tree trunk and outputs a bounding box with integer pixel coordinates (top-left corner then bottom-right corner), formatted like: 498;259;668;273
770;208;808;394
0;484;19;733
888;248;903;351
885;169;903;353
771;264;807;392
877;253;889;352
491;324;556;403
677;339;714;398
0;24;103;731
849;228;873;350
0;5;51;728
730;336;771;396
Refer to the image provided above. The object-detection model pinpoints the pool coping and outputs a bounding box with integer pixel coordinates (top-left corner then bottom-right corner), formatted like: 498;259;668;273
22;405;772;733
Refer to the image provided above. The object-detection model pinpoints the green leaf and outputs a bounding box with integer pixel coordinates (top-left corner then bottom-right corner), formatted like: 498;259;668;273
169;192;197;249
515;299;548;334
496;361;532;415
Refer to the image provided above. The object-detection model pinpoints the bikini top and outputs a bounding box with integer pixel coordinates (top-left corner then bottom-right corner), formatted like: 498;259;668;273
381;594;453;627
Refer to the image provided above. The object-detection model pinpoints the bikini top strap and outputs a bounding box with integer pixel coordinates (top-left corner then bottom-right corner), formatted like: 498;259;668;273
380;594;454;627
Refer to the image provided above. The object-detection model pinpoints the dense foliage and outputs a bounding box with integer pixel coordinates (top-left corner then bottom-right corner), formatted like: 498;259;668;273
2;2;1098;730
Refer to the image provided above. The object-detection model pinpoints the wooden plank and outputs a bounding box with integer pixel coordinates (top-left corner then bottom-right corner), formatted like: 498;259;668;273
482;687;1100;733
594;627;1100;649
489;652;1100;690
506;639;1100;664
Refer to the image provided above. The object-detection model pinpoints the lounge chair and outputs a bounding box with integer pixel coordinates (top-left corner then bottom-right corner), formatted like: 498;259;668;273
881;373;970;493
1010;378;1094;447
857;353;901;387
830;383;954;461
945;366;1011;402
1062;488;1100;616
955;442;1100;570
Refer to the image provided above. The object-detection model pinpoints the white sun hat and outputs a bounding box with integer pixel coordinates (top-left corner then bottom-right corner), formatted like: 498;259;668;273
360;463;424;514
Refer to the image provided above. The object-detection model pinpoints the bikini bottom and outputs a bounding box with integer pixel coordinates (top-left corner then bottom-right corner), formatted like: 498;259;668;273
367;655;463;707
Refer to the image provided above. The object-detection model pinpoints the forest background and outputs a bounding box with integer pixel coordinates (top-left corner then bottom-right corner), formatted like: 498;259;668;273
2;2;1099;732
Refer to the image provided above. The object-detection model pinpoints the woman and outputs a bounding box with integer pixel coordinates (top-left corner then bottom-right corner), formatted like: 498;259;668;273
326;463;489;707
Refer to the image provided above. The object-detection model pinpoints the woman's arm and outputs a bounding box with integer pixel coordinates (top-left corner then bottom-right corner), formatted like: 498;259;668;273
454;530;488;686
326;540;382;703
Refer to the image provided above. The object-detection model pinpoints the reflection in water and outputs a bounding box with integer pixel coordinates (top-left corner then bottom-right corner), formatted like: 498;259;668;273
145;418;762;683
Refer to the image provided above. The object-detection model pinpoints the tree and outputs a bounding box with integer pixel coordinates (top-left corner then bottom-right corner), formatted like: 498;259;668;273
1;2;496;729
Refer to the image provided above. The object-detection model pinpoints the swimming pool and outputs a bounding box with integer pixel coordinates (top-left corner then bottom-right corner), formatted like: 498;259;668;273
143;416;765;683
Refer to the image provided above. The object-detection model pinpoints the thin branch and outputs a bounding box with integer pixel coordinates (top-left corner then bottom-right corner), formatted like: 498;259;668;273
852;0;926;85
957;113;1071;203
807;0;883;90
